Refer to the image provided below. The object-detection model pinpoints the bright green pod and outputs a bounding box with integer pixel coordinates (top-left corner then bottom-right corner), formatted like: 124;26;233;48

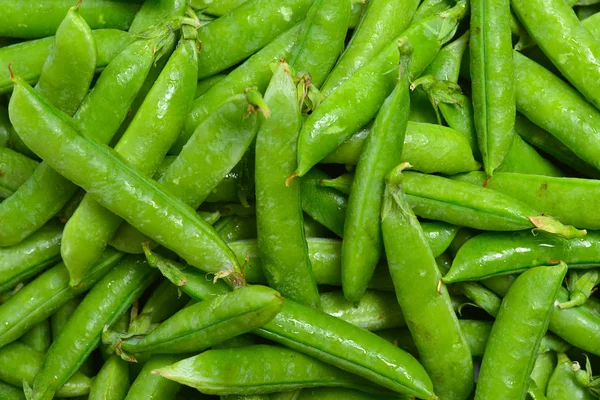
342;41;412;302
0;147;38;197
128;0;187;34
412;0;454;23
382;166;473;399
20;320;51;353
300;169;348;237
51;297;81;341
0;106;10;148
89;356;130;400
0;381;25;400
195;74;227;98
298;387;402;400
255;62;320;307
497;134;565;176
475;264;567;399
123;355;182;400
531;352;556;395
546;353;595;400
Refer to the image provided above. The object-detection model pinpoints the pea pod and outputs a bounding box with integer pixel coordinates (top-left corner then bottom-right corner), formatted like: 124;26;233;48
124;355;182;400
0;342;91;398
341;42;411;302
61;23;199;285
9;74;243;286
0;381;25;400
0;106;10;148
546;353;595;400
128;0;187;34
300;168;348;237
20;320;51;353
89;356;130;400
0;249;124;348
475;264;568;399
382;165;473;400
0;147;38;197
497;133;565;176
156;345;403;396
531;352;557;395
561;269;600;309
30;256;158;400
0;221;62;294
299;387;407;400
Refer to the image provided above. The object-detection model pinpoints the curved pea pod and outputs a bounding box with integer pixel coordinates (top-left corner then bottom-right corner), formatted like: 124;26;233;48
300;169;348;237
561;269;600;309
497;134;565;176
400;171;585;238
89;356;130;400
514;52;600;173
155;345;403;396
0;106;10;148
287;0;351;89
0;342;92;398
342;42;412;301
381;166;473;400
128;0;187;34
216;215;258;243
0;249;123;348
423;30;469;83
0;0;139;38
0;381;25;400
0;29;134;95
173;23;302;154
0;147;38;197
0;221;62;293
320;0;420;96
9;76;243;286
547;353;595;400
124;355;182;400
111;285;283;360
323;122;481;174
445;230;600;283
30;256;158;400
475;264;568;399
195;0;312;79
21;320;51;353
531;352;556;395
61;26;199;286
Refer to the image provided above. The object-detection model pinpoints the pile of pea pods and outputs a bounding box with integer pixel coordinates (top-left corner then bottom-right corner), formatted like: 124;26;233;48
4;0;600;399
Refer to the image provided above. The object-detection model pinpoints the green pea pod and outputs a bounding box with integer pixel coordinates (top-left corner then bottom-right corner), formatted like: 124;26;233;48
423;29;469;82
456;281;502;317
290;0;351;88
9;76;243;287
552;289;600;354
0;249;124;348
112;284;283;359
475;264;567;399
321;0;420;96
470;0;515;175
61;26;199;286
30;256;158;400
191;0;247;14
196;0;312;79
323;122;481;174
300;387;404;400
320;290;406;331
51;297;81;341
497;134;565;176
561;269;600;309
0;147;38;197
546;353;595;400
89;356;130;400
412;0;454;23
0;106;10;147
531;352;557;394
128;0;187;34
127;279;189;335
20;320;51;353
224;395;270;400
342;41;412;301
0;221;62;293
445;230;600;283
100;311;131;362
255;62;320;307
0;0;139;38
0;381;25;400
269;392;300;400
513;0;600;110
216;215;258;243
123;355;182;400
400;171;585;237
0;342;91;398
382;165;473;400
109;90;261;257
300;169;348;237
155;345;402;396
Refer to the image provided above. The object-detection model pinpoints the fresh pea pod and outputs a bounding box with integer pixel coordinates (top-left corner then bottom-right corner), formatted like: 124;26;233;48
475;264;568;399
300;169;348;237
0;147;38;197
561;269;600;309
0;249;124;348
497;133;565;176
382;165;473;400
30;256;158;400
215;215;258;243
124;355;182;400
0;106;10;148
531;352;556;395
0;221;62;293
128;0;187;34
298;387;402;400
342;41;411;301
89;356;130;400
20;320;51;353
0;381;25;400
61;24;199;286
156;345;402;396
546;353;595;400
9;74;243;286
0;342;91;398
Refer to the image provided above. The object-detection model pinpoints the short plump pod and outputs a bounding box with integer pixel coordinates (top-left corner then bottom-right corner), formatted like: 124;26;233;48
0;147;38;197
30;256;158;400
114;285;283;359
195;0;312;78
255;61;320;307
0;29;134;94
88;356;130;400
445;230;600;282
512;0;600;110
0;249;123;348
475;264;567;400
320;0;420;96
0;341;91;397
0;0;139;38
342;42;412;302
546;353;595;400
123;355;183;400
155;345;406;396
514;51;600;172
381;166;473;400
322;122;481;174
8;76;243;285
0;221;62;293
